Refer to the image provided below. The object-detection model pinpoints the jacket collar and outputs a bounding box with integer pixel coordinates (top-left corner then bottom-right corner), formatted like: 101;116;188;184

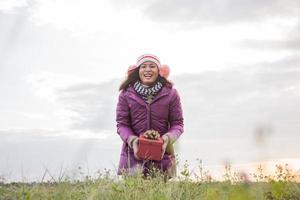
127;85;170;106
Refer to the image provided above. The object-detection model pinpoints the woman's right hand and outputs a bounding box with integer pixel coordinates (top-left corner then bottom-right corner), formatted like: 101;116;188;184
132;138;141;160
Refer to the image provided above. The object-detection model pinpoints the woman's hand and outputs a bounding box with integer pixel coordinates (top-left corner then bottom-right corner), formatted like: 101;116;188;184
132;137;141;160
161;134;170;159
127;136;141;160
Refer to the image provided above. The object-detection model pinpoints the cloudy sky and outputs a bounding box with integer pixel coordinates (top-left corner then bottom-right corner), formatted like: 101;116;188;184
1;0;300;182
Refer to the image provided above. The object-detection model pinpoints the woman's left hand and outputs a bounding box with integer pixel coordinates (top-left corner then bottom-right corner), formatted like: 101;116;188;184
161;134;169;159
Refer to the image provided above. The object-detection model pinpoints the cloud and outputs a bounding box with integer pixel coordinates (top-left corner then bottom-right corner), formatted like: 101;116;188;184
0;0;28;13
26;72;90;102
1;0;299;154
237;8;300;52
0;128;62;141
0;127;114;141
0;7;159;83
178;57;300;140
239;22;300;51
0;9;100;82
240;38;300;51
112;0;300;25
55;79;121;132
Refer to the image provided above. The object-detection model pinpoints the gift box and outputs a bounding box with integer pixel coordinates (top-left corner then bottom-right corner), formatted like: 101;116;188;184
137;135;163;161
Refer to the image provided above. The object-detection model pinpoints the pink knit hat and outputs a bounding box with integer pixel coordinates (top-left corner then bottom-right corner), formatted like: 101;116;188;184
127;54;170;79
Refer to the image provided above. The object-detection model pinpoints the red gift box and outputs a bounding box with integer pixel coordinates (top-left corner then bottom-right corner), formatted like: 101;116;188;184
137;135;163;161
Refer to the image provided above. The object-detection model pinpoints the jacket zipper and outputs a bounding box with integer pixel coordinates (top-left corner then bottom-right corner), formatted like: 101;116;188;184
127;90;169;130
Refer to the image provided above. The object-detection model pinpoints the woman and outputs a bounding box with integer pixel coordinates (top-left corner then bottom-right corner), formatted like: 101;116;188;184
116;54;184;178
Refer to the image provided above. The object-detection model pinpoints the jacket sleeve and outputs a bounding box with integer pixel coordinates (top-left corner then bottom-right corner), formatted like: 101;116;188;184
167;88;184;144
116;90;135;143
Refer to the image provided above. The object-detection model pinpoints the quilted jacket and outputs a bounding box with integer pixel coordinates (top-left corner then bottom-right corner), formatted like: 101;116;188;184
116;84;184;175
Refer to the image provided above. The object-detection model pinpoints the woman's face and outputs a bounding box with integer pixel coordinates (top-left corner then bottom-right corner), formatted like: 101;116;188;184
139;61;159;86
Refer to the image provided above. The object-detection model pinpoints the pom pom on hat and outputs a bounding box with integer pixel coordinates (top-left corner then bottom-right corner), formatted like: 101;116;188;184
127;65;136;74
159;65;170;79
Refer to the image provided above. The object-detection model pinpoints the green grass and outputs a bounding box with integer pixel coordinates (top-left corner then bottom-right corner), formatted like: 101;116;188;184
1;162;300;200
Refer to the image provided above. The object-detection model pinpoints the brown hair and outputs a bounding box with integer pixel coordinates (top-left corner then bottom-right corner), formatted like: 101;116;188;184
119;67;173;91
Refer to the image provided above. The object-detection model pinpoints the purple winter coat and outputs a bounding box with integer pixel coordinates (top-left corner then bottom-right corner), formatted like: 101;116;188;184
116;84;184;176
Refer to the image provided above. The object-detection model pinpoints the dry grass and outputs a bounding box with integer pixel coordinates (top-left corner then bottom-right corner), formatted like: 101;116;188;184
1;160;300;200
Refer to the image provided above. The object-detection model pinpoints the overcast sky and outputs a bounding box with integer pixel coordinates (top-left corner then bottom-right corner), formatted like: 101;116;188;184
1;0;300;182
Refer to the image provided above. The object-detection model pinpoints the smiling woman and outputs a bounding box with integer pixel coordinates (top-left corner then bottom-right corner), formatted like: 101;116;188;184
116;54;184;179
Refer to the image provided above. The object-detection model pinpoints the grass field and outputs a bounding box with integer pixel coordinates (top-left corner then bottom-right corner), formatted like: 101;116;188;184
1;162;300;200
